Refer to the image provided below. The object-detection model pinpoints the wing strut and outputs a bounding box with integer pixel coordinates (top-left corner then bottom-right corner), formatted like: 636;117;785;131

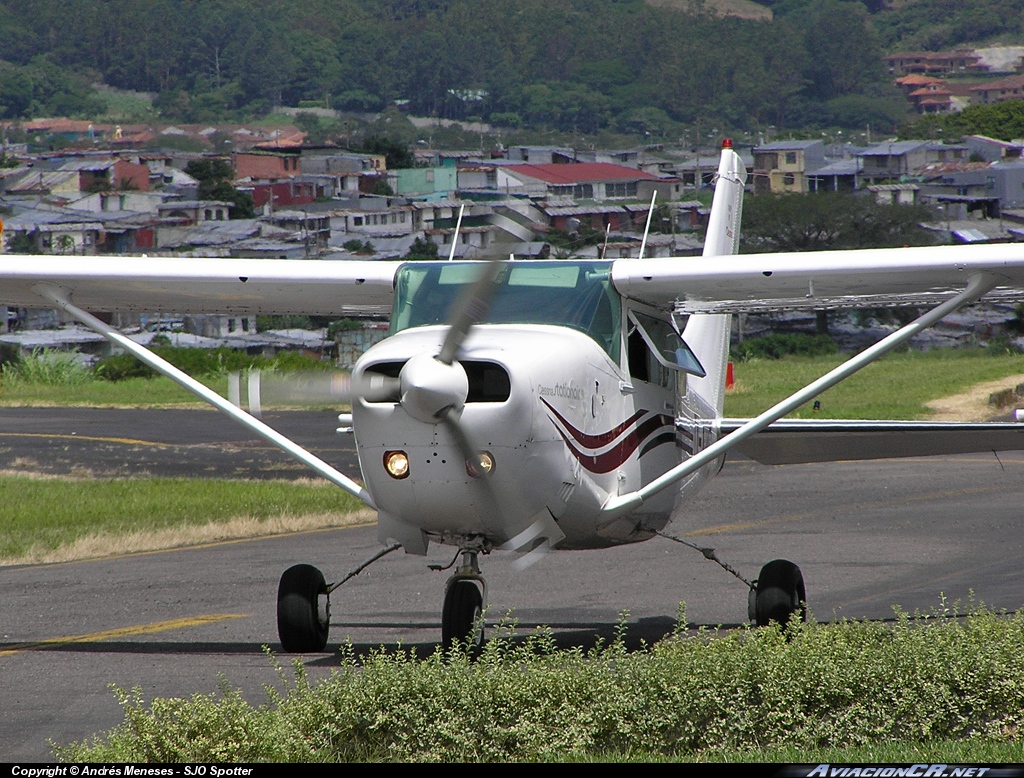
33;284;376;509
600;272;999;522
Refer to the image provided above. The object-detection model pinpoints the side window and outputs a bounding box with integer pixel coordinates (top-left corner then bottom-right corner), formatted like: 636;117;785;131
627;309;705;390
628;322;672;389
628;325;651;383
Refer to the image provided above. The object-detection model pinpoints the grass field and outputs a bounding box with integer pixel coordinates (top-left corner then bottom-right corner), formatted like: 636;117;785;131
4;348;1024;416
724;348;1024;420
0;474;369;564
0;374;211;407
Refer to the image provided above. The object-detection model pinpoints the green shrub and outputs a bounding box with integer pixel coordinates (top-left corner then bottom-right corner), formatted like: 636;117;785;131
56;604;1024;762
732;334;839;361
93;346;330;382
326;318;364;339
0;343;21;368
1;348;91;386
256;315;314;332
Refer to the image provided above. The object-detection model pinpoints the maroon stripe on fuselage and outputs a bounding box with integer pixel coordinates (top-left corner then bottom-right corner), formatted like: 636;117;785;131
552;412;674;474
540;398;646;448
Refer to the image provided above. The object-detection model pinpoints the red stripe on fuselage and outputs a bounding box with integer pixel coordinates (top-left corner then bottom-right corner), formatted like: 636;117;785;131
540;398;646;448
546;405;674;474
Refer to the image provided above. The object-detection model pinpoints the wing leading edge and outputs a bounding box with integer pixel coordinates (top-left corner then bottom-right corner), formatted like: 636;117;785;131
0;256;402;317
611;243;1024;314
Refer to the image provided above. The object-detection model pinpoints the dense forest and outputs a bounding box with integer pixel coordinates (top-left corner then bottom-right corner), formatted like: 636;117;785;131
1;0;1023;135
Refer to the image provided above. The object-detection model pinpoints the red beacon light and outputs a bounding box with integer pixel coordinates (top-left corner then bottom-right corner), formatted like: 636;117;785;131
722;138;733;149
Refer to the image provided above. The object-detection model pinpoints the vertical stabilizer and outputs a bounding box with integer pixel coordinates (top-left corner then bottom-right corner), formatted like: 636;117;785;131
682;141;746;416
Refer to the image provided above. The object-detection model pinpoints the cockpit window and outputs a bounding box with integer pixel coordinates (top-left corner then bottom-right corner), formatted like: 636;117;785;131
391;261;620;361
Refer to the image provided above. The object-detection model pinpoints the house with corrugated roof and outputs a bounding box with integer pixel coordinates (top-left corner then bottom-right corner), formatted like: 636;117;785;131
233;150;301;181
885;49;983;76
388;167;459;198
855;141;930;186
497;162;680;202
964;135;1024;163
752;140;826;194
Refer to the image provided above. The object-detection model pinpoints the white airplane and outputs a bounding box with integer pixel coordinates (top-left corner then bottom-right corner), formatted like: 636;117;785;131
4;141;1024;652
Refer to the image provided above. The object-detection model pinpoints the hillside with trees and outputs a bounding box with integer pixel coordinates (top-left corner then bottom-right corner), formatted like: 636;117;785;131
0;0;892;133
0;0;1019;136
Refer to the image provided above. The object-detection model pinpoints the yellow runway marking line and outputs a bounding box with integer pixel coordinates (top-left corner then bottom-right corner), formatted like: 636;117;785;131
683;485;1015;538
833;549;1023;612
0;431;347;453
0;613;248;656
0;432;172;447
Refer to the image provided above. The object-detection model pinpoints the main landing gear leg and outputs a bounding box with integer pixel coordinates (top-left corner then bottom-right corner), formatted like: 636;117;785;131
656;531;807;629
442;549;487;650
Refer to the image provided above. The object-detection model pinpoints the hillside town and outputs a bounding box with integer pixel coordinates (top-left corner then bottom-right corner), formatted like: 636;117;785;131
5;40;1024;344
3;118;1024;267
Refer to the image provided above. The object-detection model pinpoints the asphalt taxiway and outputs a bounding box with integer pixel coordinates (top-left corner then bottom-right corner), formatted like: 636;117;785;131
1;408;1022;760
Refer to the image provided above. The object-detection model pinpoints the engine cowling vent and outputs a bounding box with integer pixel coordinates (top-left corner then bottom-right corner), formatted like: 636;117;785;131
363;360;510;403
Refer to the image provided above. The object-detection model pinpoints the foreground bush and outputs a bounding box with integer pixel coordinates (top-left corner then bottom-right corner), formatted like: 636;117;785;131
57;605;1024;762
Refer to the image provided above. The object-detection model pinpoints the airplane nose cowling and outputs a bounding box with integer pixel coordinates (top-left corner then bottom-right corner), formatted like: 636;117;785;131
400;352;469;424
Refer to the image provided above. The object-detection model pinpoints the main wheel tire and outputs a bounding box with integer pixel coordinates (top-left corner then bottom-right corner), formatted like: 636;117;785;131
441;579;483;650
754;559;806;627
277;563;330;652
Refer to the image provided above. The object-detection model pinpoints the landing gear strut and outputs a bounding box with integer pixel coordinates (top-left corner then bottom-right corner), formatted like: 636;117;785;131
750;559;806;627
442;549;486;650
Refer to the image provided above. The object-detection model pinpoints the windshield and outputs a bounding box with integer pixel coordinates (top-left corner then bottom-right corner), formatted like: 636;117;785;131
391;260;621;361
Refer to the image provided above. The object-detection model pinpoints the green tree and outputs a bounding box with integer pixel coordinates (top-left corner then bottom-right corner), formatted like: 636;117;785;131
184;157;255;218
185;157;234;185
742;193;938;253
742;192;938;334
801;1;885;101
0;61;33;119
361;133;413;170
903;100;1024;143
404;236;439;260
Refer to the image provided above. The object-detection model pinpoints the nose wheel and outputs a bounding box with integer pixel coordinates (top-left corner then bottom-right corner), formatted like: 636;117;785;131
441;549;487;650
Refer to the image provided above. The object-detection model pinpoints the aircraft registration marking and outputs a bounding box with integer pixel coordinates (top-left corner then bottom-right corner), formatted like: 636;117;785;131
0;613;248;656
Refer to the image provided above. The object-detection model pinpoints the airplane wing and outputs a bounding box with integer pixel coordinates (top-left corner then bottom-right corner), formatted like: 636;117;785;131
3;244;1024;318
719;419;1024;464
611;243;1024;313
0;256;401;317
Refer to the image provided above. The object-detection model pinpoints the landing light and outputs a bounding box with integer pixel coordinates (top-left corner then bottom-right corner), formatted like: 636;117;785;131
384;450;410;479
466;451;495;479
